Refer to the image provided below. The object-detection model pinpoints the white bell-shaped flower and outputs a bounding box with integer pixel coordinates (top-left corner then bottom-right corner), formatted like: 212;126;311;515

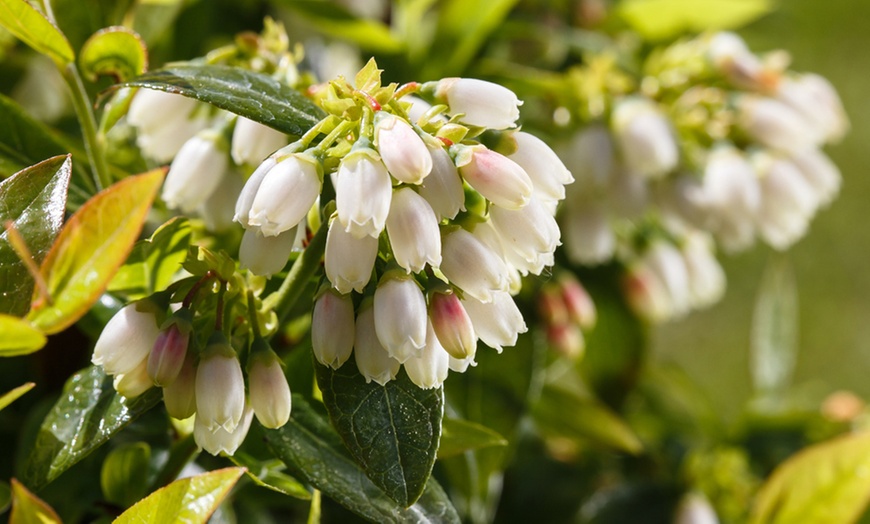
490;196;561;275
441;228;510;303
777;73;849;145
386;187;442;273
448;354;477;373
788;148;841;208
419;144;465;221
404;320;450;389
235;156;278;227
507;131;574;202
199;171;244;232
162;131;229;213
239;226;299;277
128;89;198;133
754;153;818;250
354;301;401;385
248;346;292;429
373;273;428;363
434;77;521;130
455;144;533;210
92;301;161;376
707;31;770;91
231;116;287;166
324;217;378;294
195;404;254;456
561;203;616;266
700;146;761;253
738;95;818;153
247;153;322;237
335;146;393;238
644;240;692;318
375;112;432;184
195;334;246;433
113;357;153;399
312;290;355;369
611;97;679;179
461;291;527;352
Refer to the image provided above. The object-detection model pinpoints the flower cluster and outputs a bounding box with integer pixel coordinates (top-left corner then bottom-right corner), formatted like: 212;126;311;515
556;31;847;321
537;273;597;359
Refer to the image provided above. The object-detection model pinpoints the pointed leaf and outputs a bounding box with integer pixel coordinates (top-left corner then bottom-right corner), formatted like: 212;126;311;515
315;359;443;507
26;168;165;334
110;64;324;136
618;0;774;41
114;467;245;524
0;382;34;411
0;155;71;316
750;431;870;524
274;0;403;53
108;217;191;299
228;452;312;500
264;395;460;523
9;479;61;524
100;442;151;508
0;316;45;356
79;26;148;83
0;0;74;66
21;365;161;490
437;418;508;459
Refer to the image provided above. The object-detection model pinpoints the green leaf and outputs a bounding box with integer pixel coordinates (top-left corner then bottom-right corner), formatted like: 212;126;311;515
275;0;403;53
0;0;74;66
0;479;9;514
111;64;324;136
228;452;312;500
114;467;245;524
79;26;147;83
438;418;508;459
0;315;45;356
263;395;460;523
0;155;71;316
100;442;151;508
0;382;35;411
750;431;870;524
315;359;443;507
9;478;61;524
751;255;797;396
26;168;165;334
108;217;191;299
617;0;774;41
21;365;161;490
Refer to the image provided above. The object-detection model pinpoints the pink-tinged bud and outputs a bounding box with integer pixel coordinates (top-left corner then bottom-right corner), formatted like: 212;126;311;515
561;203;616;266
386;188;442;273
354;302;401;385
547;323;585;360
490;196;561;276
163;351;196;419
231;116;287;166
507;131;574;202
448;355;477;373
441;228;510;303
674;493;720;524
163;131;229;213
240;226;299;277
738;95;817;153
248;345;292;429
682;233;726;310
559;275;597;330
374;273;428;363
429;291;476;359
776;73;848;144
324;217;378;294
538;284;569;326
195;333;245;433
92;300;162;376
199;171;244;232
247;153;322;237
335;147;393;238
113;357;153;399
611;97;678;179
622;263;672;323
195;403;254;456
312;290;355;369
455;144;533;210
461;291;527;352
404;320;450;389
235;156;278;227
419;144;465;221
433;77;521;130
147;310;192;387
375;112;433;184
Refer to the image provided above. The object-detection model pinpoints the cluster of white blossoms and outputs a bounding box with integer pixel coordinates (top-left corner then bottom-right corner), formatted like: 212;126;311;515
235;63;572;388
557;31;847;322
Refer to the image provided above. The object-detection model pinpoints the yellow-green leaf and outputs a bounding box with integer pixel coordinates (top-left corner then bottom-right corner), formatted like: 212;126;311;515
0;315;45;356
79;26;147;83
750;431;870;524
0;0;74;66
9;478;61;524
617;0;774;41
438;418;508;459
114;467;245;524
0;382;34;411
27;168;165;334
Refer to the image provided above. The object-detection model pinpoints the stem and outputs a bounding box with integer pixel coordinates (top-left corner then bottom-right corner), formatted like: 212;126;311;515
312;119;358;155
62;63;112;191
246;289;262;339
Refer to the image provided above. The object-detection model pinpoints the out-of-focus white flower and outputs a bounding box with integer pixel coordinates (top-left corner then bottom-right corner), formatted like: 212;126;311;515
195;404;254;456
163;351;197;420
777;73;849;144
404;320;450;389
335;147;393;238
738;95;817;152
247;153;322;237
698;146;761;253
198;171;245;232
454;145;533;210
419;144;465;221
235;157;277;228
644;240;692;318
324;217;378;293
373;273;428;363
240;226;299;277
461;291;527;352
433;77;521;129
559;274;597;330
754;152;818;250
490;196;561;276
312;290;355;369
92;301;161;376
231;116;287;166
354;301;401;385
611;97;679;179
560;202;616;266
608;166;650;219
441;228;510;303
622;262;672;323
162;131;229;213
386;187;442;273
128;89;198;133
707;31;771;91
429;290;477;359
788;148;841;207
375;112;432;184
674;493;720;524
507;131;574;203
137;117;209;163
195;335;246;433
113;357;153;399
681;233;726;310
558;125;613;190
248;346;292;429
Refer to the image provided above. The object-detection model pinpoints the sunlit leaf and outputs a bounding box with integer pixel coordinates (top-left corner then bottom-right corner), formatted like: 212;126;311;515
0;382;34;411
0;0;74;66
21;365;161;490
79;26;147;83
114;467;245;524
228;452;312;500
100;442;151;508
274;0;403;53
438;418;508;459
9;478;61;524
26;168;165;334
750;431;870;524
0;315;45;356
751;255;797;396
315;360;443;507
617;0;774;41
264;395;460;523
0;155;71;316
108;217;191;300
110;64;324;136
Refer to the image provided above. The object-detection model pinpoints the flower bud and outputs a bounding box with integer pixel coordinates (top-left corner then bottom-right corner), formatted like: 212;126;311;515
455;144;533;210
354;301;401;385
92;300;162;376
433;77;521;130
441;228;510;303
195;403;254;456
247;153;322;237
404;320;450;389
240;226;299;277
235;156;278;227
324;217;378;293
113;357;153;399
374;273;428;363
312;290;355;369
507;131;574;202
195;333;245;433
162;131;229;213
386;188;442;273
231;116;287;166
559;275;597;330
611;97;678;179
429;290;476;359
248;343;292;429
622;262;672;323
461;291;528;352
419;144;465;221
375;112;432;184
547;323;585;360
335;146;393;238
538;284;570;327
147;309;192;387
163;351;196;420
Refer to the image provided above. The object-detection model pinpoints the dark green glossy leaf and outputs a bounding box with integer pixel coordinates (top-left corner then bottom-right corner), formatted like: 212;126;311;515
438;418;508;459
100;442;151;508
79;26;147;83
9;479;61;524
263;394;460;523
0;155;71;316
0;382;34;411
618;0;773;41
114;467;245;524
21;365;161;490
108;217;191;300
0;0;74;66
111;64;324;136
315;359;443;507
275;0;403;53
0;315;45;356
228;452;312;500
